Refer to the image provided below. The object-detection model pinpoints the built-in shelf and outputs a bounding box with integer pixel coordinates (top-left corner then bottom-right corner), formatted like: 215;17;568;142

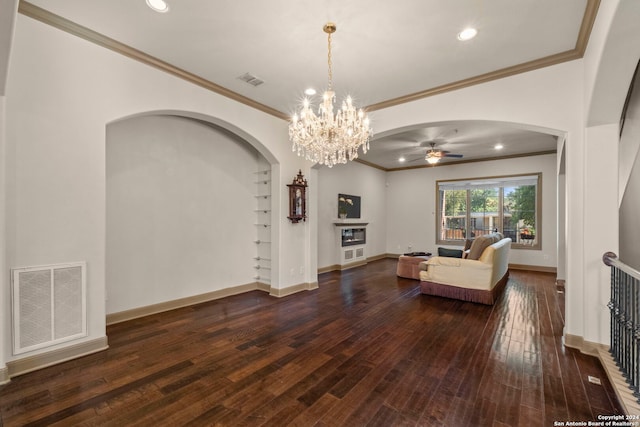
254;168;271;285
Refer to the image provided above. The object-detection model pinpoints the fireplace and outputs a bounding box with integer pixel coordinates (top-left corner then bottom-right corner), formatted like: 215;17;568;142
334;220;369;269
341;227;366;247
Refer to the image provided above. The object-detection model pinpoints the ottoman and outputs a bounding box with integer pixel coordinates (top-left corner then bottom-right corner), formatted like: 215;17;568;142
396;254;431;280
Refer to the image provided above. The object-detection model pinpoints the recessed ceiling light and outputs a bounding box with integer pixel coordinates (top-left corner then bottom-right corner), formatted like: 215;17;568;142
304;88;316;96
398;157;406;163
495;144;504;150
458;28;477;41
146;0;169;13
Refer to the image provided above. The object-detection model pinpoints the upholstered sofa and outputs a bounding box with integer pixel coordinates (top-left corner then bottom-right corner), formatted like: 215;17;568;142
418;234;512;305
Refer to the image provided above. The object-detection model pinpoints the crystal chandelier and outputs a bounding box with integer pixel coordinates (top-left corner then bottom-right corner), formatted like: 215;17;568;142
289;23;372;168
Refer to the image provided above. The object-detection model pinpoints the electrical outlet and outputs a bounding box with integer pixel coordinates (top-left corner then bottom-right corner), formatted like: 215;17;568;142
543;254;550;260
299;266;304;274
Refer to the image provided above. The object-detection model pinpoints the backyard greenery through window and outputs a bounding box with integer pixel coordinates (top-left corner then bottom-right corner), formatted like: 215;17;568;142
436;173;541;249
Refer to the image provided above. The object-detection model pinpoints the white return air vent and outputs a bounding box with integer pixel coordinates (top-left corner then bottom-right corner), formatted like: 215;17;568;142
11;262;87;355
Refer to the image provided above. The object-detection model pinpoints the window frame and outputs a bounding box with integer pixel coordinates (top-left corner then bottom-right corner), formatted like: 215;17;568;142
435;173;542;250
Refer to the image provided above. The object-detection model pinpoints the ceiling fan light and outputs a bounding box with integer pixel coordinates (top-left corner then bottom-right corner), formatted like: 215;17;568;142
427;156;439;165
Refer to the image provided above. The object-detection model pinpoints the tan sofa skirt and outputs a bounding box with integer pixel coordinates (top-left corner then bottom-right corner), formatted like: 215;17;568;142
420;270;509;305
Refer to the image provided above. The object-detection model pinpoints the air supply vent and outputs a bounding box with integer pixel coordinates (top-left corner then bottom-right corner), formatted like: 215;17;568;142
237;72;264;87
11;262;87;355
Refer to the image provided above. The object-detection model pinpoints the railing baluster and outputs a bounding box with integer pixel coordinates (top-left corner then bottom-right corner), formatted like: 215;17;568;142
604;252;640;403
611;265;618;364
625;272;630;380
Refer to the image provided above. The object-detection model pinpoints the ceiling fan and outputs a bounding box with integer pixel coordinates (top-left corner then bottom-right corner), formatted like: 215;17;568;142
423;142;463;164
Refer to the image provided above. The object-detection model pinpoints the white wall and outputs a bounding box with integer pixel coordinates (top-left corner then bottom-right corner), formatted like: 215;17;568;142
3;14;313;364
106;115;262;314
317;162;387;269
579;0;640;346
386;154;558;267
0;96;7;382
318;152;557;270
619;67;640;270
620;147;640;270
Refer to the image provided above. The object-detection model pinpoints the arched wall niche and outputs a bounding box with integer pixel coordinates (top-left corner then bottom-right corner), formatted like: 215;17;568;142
105;110;277;316
107;109;279;165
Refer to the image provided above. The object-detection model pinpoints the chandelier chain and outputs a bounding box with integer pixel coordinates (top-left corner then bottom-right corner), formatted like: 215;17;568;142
327;31;333;91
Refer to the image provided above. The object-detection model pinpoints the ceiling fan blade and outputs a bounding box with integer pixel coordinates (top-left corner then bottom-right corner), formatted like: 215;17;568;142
406;156;425;163
443;153;463;158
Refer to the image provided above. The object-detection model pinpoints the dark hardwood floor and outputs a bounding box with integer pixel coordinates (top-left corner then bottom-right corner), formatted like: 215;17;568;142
0;259;623;426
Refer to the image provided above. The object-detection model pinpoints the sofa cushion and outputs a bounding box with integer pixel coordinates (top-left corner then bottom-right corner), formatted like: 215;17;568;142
467;234;497;260
438;247;463;258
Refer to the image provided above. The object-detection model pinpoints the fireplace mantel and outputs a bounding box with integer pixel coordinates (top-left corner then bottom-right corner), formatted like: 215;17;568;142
333;219;369;227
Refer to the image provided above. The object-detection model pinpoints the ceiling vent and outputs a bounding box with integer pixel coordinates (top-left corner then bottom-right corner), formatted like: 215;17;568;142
238;72;264;87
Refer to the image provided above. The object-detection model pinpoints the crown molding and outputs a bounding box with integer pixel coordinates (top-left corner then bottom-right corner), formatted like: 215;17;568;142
358;150;557;172
353;158;388;171
365;0;600;112
18;1;289;120
18;0;599;119
576;0;601;57
366;50;584;112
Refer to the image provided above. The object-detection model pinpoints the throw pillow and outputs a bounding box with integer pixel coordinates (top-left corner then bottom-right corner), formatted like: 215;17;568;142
438;247;463;258
467;235;493;260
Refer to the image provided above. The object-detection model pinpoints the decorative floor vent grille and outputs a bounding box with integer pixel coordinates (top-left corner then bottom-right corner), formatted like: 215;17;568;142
11;262;87;355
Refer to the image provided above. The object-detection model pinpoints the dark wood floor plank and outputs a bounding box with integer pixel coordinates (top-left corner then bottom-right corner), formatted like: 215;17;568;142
0;261;623;426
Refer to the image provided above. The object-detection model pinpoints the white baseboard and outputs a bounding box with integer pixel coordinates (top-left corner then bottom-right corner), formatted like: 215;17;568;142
564;333;607;357
106;282;261;325
565;333;640;415
107;281;318;325
509;263;557;273
0;365;9;385
270;282;318;297
6;336;108;380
